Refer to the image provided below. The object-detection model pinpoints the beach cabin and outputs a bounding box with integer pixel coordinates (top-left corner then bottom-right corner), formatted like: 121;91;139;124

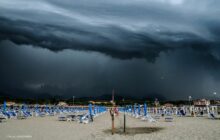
57;101;68;107
215;101;220;114
193;99;210;106
193;99;210;114
163;103;174;108
210;100;220;115
6;101;16;106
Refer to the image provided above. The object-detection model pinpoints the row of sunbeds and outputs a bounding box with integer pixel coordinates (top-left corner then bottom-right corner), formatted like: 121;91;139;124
57;106;107;124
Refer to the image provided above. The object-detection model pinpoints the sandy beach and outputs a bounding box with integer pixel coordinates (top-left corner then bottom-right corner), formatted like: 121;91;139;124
0;113;219;140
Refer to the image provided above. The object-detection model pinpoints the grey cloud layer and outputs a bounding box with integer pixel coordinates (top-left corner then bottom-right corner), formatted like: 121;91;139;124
0;0;220;62
1;40;220;100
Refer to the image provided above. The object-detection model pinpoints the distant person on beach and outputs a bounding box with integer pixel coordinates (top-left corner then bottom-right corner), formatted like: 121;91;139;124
90;114;93;122
180;109;185;116
200;110;204;116
191;111;195;117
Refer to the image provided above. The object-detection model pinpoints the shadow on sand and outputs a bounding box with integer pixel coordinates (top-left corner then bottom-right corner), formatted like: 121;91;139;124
103;127;164;135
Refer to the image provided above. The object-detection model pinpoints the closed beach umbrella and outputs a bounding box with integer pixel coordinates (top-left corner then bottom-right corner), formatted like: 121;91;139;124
89;104;92;116
3;101;6;112
144;103;147;116
134;104;136;114
138;104;141;115
93;105;96;115
21;104;24;110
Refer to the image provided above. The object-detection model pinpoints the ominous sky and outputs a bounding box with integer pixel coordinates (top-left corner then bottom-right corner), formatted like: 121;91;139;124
0;0;220;100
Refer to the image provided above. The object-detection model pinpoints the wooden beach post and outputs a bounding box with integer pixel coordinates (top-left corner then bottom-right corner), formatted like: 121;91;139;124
122;98;126;133
110;108;115;135
110;89;115;135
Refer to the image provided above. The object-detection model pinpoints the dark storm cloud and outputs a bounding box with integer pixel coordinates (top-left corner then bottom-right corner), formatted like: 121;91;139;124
0;17;168;62
1;0;220;100
1;40;220;100
0;0;220;62
0;17;218;62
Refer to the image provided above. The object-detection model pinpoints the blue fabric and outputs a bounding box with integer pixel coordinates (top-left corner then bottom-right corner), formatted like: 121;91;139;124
138;104;141;115
3;101;6;112
93;105;96;114
89;104;92;116
144;103;147;116
134;104;136;114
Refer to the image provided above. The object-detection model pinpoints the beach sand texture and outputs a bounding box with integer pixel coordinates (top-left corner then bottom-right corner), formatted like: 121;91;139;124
0;113;219;140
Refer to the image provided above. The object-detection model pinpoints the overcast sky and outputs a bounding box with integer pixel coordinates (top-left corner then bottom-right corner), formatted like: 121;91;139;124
0;0;220;100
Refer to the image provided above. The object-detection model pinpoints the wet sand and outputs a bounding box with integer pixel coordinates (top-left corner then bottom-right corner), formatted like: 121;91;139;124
0;113;219;140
